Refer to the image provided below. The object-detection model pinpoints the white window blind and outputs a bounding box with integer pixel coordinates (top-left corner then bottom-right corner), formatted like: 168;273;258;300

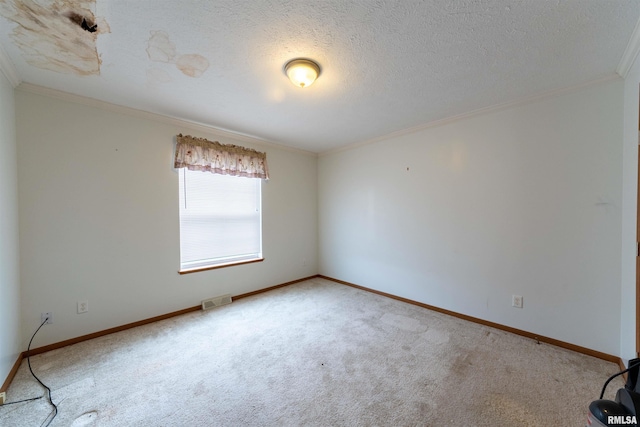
178;168;262;271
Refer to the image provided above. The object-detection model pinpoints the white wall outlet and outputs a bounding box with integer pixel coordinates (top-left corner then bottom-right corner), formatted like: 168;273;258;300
0;391;6;405
77;300;89;314
512;295;523;309
41;312;53;324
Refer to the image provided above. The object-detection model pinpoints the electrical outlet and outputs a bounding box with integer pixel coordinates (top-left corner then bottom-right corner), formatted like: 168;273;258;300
77;300;89;314
512;295;523;309
41;312;53;324
0;391;5;405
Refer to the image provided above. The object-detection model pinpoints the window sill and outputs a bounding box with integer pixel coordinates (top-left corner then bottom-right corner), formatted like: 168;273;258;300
178;258;264;275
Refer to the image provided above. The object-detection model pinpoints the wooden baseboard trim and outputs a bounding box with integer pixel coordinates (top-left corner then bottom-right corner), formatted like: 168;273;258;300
3;273;624;392
23;305;201;358
618;358;629;382
233;275;318;300
0;354;23;393
319;275;621;364
24;275;318;359
1;275;319;391
618;358;627;371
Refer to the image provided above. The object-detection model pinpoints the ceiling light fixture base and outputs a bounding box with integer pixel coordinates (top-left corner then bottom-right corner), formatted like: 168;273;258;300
284;58;320;88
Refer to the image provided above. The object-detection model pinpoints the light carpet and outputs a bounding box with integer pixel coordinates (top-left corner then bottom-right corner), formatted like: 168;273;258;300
0;277;625;426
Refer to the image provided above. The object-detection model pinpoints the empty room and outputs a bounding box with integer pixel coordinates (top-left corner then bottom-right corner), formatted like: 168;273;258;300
2;1;640;426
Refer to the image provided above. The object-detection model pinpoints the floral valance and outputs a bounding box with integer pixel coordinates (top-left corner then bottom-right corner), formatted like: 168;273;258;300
174;134;269;180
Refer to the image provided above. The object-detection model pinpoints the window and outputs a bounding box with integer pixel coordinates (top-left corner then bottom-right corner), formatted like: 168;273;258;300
178;168;262;272
173;134;269;273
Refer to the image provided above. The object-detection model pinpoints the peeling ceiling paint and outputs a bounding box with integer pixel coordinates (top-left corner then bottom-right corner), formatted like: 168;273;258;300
0;1;638;152
0;0;108;76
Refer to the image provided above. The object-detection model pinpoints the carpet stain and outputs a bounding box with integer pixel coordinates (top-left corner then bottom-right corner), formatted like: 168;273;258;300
450;351;480;377
422;328;450;345
193;379;207;396
380;313;426;332
416;401;431;417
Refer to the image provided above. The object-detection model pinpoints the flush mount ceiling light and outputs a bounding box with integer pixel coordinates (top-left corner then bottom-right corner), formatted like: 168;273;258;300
284;58;320;88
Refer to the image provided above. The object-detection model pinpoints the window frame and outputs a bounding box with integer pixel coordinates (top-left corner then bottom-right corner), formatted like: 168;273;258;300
177;168;264;274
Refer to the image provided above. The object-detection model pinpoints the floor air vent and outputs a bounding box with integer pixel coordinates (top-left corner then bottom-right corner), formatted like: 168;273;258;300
201;294;232;310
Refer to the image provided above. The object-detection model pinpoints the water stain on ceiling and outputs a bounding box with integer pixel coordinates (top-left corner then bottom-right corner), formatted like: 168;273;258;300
147;30;209;78
0;0;108;76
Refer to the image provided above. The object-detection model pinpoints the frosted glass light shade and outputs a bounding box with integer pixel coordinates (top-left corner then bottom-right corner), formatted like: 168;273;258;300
285;59;320;88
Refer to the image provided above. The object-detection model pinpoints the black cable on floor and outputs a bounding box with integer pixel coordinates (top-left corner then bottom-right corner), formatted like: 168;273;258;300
0;318;57;425
26;317;58;427
600;360;640;399
1;396;42;405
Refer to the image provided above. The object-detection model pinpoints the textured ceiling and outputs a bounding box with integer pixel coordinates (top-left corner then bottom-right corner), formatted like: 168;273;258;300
0;0;639;153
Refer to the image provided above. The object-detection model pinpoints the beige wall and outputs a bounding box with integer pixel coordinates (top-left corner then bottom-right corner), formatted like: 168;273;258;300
6;71;637;361
621;56;640;361
0;72;20;383
16;89;318;348
319;79;625;356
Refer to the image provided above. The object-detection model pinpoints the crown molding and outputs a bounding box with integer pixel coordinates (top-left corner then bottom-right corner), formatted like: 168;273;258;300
16;82;317;157
617;17;640;78
0;42;20;87
320;74;621;157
